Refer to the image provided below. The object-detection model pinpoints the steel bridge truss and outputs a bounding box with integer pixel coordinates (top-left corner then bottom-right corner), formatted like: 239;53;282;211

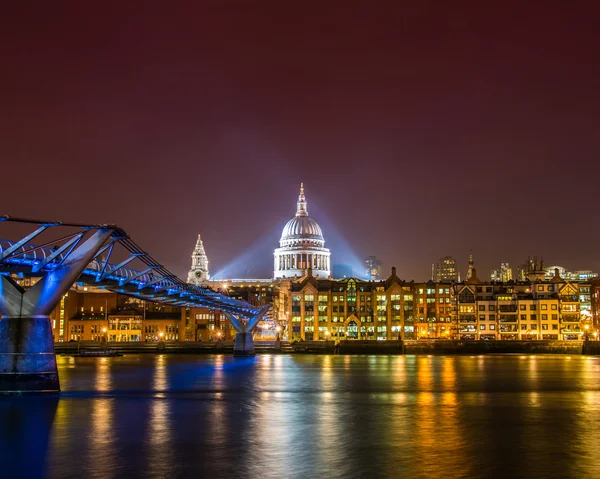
0;215;267;323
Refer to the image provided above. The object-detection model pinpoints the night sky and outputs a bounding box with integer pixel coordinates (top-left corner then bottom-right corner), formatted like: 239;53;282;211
1;1;599;281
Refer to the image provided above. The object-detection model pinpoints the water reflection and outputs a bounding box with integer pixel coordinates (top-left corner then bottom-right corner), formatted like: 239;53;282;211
11;354;599;479
0;396;58;479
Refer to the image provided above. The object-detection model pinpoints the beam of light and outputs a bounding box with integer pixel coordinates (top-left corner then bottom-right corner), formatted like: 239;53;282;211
307;202;368;279
211;222;282;280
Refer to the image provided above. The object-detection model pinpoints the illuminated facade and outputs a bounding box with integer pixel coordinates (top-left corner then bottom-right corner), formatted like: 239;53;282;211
187;234;210;284
41;286;237;343
281;265;593;342
436;256;458;283
455;269;589;340
273;183;331;279
281;267;456;341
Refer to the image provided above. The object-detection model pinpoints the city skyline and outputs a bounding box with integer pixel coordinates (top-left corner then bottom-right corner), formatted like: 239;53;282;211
2;2;599;281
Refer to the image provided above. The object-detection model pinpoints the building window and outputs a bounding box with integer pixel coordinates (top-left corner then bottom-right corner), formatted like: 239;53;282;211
479;305;486;311
520;304;526;310
541;304;548;310
542;314;548;320
480;324;485;330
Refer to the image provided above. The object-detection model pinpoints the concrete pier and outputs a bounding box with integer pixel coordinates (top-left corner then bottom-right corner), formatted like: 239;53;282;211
233;332;255;356
0;316;59;394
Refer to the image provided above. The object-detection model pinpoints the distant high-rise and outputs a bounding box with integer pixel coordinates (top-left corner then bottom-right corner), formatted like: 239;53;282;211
436;256;458;283
491;263;513;282
365;256;382;280
187;235;210;284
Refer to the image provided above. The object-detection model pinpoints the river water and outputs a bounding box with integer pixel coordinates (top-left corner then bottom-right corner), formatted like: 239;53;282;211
2;354;600;479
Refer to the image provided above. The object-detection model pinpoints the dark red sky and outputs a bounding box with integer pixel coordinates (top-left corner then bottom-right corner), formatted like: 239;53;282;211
1;1;599;281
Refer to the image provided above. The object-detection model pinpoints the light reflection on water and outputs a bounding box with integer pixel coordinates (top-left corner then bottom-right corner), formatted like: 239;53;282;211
2;355;600;478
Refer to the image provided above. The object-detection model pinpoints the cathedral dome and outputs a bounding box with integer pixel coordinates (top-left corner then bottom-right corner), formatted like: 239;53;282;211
273;183;331;279
280;216;324;245
279;183;324;247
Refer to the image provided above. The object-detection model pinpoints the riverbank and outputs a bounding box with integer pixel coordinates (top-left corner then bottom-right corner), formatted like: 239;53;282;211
55;339;600;355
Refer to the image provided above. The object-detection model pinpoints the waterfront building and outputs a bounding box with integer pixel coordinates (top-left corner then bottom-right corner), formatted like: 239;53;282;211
280;267;458;341
36;285;236;343
590;279;600;330
455;268;585;341
281;267;408;341
435;256;458;283
273;183;331;279
365;256;383;280
187;234;210;284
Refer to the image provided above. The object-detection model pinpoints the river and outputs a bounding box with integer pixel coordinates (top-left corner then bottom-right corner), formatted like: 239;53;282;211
2;354;600;478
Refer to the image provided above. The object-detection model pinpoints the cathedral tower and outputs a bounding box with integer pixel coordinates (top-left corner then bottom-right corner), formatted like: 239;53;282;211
187;234;210;284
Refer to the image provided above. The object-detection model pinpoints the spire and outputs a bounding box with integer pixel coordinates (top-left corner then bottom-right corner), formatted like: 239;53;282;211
296;182;308;216
466;250;475;281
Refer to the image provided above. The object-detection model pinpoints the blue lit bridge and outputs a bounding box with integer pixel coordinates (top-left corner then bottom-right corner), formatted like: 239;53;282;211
0;215;268;394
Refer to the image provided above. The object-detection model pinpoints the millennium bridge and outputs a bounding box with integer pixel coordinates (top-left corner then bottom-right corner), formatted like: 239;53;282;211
0;215;269;394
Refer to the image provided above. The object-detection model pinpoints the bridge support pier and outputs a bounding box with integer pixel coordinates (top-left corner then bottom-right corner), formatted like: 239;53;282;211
233;332;255;357
0;228;114;394
0;316;59;394
223;306;269;357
